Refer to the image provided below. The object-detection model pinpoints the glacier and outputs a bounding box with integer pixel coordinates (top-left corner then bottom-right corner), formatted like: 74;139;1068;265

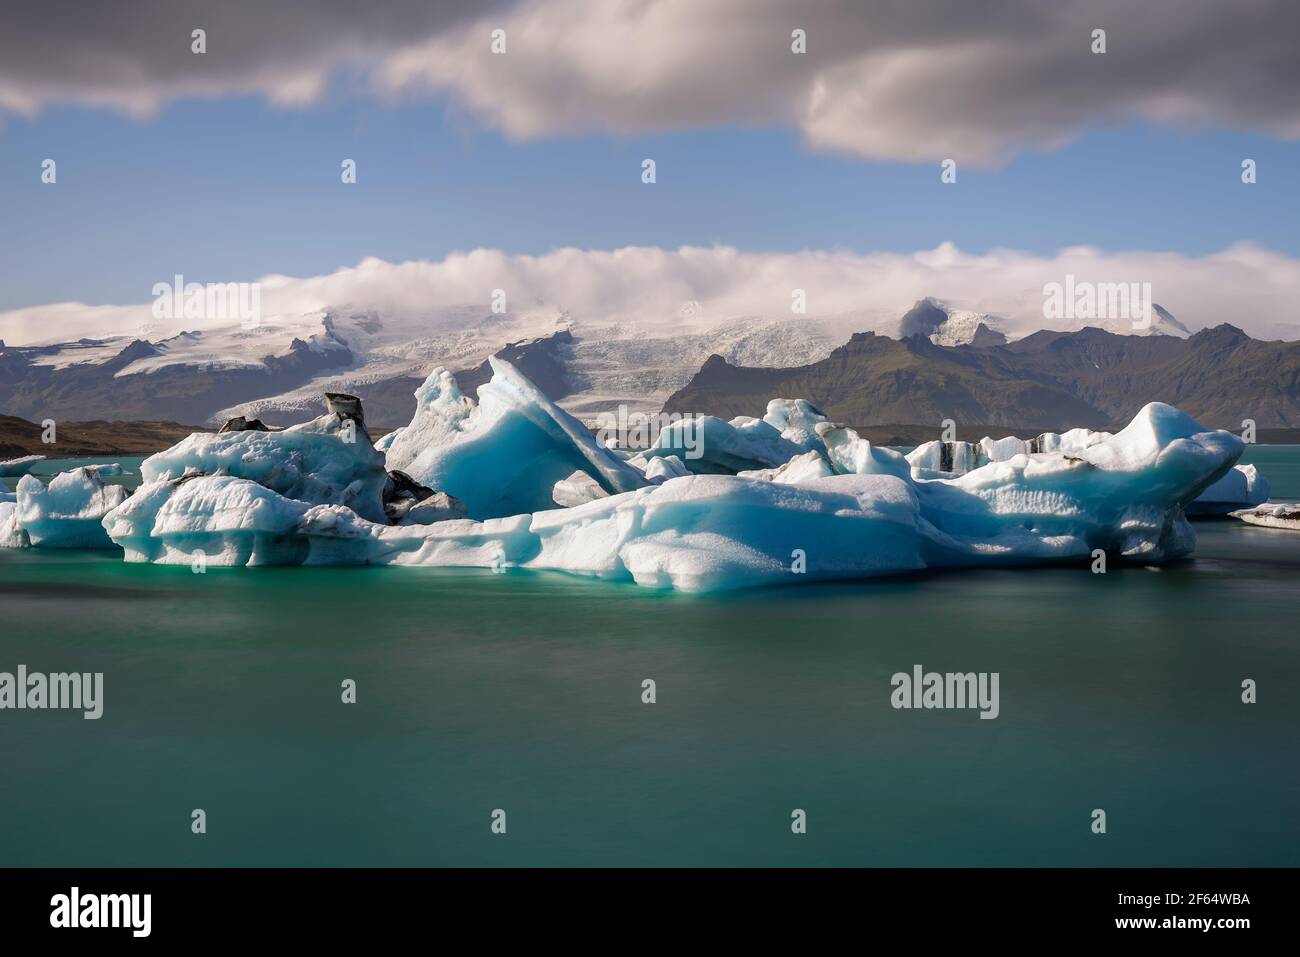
1;359;1251;592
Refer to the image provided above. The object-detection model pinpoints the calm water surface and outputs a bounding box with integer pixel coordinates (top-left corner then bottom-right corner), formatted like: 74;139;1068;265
1;448;1297;865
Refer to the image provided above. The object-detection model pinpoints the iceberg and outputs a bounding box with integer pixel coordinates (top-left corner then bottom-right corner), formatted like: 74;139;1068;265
140;404;389;523
915;404;1240;565
905;426;1262;516
1187;463;1269;515
0;454;45;478
0;491;24;548
524;473;924;591
71;359;1245;591
385;360;648;519
738;450;836;485
816;422;912;479
13;467;129;548
639;399;829;475
103;473;311;565
1231;503;1300;530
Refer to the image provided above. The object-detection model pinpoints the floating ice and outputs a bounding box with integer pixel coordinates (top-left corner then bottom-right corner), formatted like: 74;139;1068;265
906;425;1259;515
103;474;312;565
1187;463;1269;515
1231;502;1300;530
643;415;805;474
84;463;126;477
385;360;648;519
79;358;1248;591
641;454;691;482
0;491;24;548
0;454;45;478
738;450;835;485
816;422;912;478
140;407;389;523
525;473;924;591
551;470;610;508
914;404;1240;564
13;467;129;548
906;440;981;476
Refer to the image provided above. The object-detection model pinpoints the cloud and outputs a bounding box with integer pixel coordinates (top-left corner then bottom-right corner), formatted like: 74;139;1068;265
0;1;486;118
3;1;1298;164
3;242;1299;346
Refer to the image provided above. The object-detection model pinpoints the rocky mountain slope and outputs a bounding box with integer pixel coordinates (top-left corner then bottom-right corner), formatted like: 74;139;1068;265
663;324;1300;431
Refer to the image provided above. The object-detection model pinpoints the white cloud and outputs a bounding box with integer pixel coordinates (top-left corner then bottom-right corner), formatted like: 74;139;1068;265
3;1;1298;164
3;242;1298;346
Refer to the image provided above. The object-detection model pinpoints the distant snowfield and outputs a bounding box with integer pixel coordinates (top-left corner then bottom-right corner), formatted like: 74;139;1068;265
216;310;842;426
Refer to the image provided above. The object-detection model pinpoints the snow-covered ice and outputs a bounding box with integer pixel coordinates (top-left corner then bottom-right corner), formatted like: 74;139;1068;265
140;409;389;523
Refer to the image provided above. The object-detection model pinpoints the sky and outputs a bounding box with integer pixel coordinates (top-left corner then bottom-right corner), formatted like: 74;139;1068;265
1;0;1298;336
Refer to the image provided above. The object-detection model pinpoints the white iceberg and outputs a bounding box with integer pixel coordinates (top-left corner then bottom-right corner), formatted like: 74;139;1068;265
13;467;129;548
551;470;611;508
85;357;1244;592
385;360;648;519
738;450;836;486
524;473;925;591
0;454;45;478
140;406;389;523
1187;463;1270;515
816;422;912;478
103;473;311;565
906;425;1262;516
915;404;1239;564
0;491;25;548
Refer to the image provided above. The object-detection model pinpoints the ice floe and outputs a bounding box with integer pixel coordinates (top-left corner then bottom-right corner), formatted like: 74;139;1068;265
1230;502;1300;530
0;358;1256;592
0;454;45;478
1187;463;1269;515
385;360;647;519
907;426;1262;514
13;466;129;548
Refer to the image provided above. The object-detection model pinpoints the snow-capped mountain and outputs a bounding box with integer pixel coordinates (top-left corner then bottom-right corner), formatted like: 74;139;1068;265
218;312;839;428
0;293;1206;430
1053;302;1192;338
897;298;1010;346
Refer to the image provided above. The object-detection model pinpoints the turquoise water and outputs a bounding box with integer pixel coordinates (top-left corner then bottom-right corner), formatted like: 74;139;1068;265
1;449;1298;866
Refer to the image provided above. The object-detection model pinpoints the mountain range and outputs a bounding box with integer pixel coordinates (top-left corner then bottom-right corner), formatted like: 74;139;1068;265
2;297;1297;436
664;323;1300;431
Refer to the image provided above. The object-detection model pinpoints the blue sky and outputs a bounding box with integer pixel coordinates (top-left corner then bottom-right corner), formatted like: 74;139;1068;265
2;96;1295;311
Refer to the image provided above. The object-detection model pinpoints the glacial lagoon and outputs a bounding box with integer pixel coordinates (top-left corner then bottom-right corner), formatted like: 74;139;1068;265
1;446;1298;866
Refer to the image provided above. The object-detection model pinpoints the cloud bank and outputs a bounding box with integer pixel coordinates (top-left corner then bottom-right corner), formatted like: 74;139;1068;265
3;1;1298;164
2;242;1297;347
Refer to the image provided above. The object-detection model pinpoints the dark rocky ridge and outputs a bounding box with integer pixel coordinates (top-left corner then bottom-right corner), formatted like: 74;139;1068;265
663;324;1300;431
0;325;355;425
